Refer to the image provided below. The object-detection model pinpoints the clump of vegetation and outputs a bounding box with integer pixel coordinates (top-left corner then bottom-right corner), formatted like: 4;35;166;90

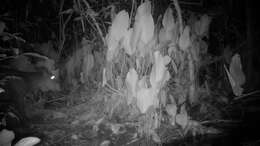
1;0;259;145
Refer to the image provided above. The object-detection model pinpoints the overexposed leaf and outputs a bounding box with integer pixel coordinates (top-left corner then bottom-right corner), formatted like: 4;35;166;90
159;7;178;44
131;1;154;51
230;54;245;86
126;68;138;104
106;10;129;61
154;51;163;83
136;87;158;113
162;7;175;29
14;137;40;146
224;65;235;88
225;54;245;96
136;39;146;57
150;51;171;89
131;19;141;52
110;10;129;42
179;26;191;51
123;28;135;55
139;10;154;44
0;129;14;146
158;28;167;44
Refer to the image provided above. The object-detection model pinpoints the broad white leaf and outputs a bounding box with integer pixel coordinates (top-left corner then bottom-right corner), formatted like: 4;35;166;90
225;54;245;96
131;1;154;52
0;129;14;146
179;26;191;51
123;28;135;55
106;10;129;61
230;54;245;86
139;9;154;44
125;68;138;104
14;137;40;146
110;10;129;42
136;87;158;113
162;7;175;29
150;51;171;89
159;7;177;44
158;28;167;44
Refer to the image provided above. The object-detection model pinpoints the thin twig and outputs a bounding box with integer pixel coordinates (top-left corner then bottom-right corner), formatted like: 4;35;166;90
234;90;260;100
179;0;203;6
200;119;241;125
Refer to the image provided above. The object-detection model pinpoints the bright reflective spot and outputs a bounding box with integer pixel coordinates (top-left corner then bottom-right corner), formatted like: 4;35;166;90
50;75;55;80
